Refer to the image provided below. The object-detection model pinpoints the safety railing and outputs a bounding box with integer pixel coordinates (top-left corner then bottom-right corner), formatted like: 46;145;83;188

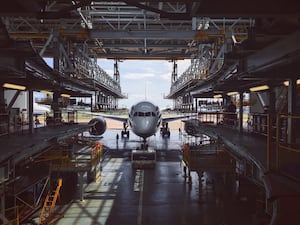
197;111;238;128
182;142;235;172
271;114;300;182
250;113;269;136
50;142;102;172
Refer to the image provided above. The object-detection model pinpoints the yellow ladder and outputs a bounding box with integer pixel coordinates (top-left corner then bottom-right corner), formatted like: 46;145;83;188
39;179;62;225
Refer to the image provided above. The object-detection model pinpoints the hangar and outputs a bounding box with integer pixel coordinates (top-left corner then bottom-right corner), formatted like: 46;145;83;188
0;1;299;225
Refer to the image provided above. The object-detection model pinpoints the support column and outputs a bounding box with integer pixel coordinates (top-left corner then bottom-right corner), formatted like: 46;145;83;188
239;92;244;132
53;31;61;73
269;88;276;114
90;96;93;112
28;89;34;134
93;91;96;111
171;60;177;84
287;78;297;143
0;183;5;218
0;86;5;113
114;60;120;83
190;94;194;111
79;172;84;201
195;98;198;113
52;92;62;124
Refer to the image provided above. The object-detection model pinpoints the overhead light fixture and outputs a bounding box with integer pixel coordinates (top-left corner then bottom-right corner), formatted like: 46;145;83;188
249;85;269;92
283;79;300;86
61;93;71;98
41;90;53;95
214;94;222;98
227;91;238;96
3;83;26;91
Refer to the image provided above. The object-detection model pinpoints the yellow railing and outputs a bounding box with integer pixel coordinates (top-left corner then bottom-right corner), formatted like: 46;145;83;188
50;142;102;170
274;114;300;182
266;114;300;181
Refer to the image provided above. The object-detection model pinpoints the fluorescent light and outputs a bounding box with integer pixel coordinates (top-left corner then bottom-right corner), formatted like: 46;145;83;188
283;79;300;86
249;85;269;92
227;91;238;96
214;94;222;98
60;93;71;98
3;83;26;90
41;90;53;95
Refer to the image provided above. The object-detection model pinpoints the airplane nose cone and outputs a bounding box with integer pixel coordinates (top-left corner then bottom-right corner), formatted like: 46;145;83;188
134;118;157;136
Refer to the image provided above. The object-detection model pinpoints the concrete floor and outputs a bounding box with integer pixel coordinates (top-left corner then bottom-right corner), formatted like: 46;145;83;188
30;129;261;225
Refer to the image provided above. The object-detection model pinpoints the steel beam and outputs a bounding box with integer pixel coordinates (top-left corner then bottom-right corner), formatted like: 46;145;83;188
246;30;300;74
89;30;198;40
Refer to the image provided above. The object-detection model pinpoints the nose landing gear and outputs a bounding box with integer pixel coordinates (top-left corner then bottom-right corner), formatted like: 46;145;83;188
160;122;170;137
121;122;130;138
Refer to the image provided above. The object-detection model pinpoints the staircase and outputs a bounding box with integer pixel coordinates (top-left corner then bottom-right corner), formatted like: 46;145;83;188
39;179;62;225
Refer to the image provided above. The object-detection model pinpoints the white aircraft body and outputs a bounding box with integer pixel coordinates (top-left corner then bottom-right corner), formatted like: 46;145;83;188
33;102;51;115
88;100;189;143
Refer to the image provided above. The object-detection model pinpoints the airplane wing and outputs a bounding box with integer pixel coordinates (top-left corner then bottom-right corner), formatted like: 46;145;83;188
161;114;195;123
84;111;128;123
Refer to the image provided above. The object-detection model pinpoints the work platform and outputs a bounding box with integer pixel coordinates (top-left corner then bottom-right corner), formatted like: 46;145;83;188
0;123;90;165
0;123;103;224
190;122;300;225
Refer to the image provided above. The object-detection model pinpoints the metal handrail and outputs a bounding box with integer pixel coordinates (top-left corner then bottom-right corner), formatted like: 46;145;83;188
268;113;300;182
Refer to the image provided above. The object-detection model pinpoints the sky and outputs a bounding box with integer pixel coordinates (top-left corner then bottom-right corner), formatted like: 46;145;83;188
98;59;191;109
44;58;191;109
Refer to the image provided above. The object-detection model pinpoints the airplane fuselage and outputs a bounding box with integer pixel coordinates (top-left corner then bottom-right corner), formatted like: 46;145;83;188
128;101;161;140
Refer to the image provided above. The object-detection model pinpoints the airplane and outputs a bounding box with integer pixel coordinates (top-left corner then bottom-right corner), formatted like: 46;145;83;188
33;102;51;116
87;100;192;148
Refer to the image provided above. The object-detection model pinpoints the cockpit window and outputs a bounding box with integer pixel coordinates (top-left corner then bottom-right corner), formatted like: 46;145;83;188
134;111;156;117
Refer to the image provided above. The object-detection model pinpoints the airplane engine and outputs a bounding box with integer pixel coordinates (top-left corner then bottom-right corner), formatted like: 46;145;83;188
184;119;201;136
88;117;107;136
